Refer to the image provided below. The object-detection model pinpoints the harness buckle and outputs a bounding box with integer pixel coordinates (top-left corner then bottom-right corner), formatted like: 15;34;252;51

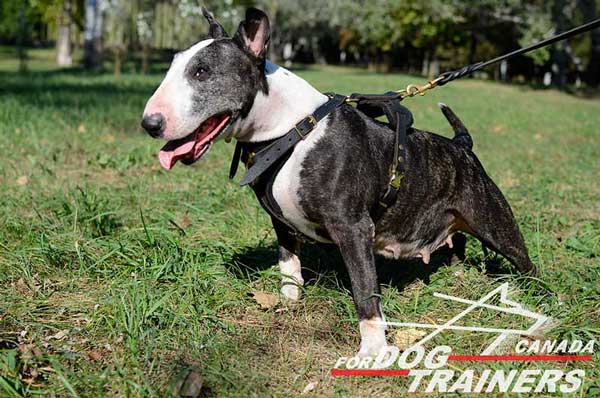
389;173;403;189
294;115;317;139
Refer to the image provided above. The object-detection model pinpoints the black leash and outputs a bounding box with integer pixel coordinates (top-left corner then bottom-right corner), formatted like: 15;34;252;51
390;18;600;99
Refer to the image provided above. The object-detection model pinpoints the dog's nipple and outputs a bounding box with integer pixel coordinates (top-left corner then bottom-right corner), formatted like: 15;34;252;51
420;249;430;264
445;234;454;249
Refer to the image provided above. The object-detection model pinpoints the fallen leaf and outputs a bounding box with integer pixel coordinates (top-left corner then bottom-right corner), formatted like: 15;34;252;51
77;124;86;133
492;124;505;134
302;381;318;394
16;176;28;186
46;330;68;341
179;370;203;398
104;134;116;143
88;350;102;362
32;346;43;358
252;291;279;309
16;278;29;295
392;328;426;350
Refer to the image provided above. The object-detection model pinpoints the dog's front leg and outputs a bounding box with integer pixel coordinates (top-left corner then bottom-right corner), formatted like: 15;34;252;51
272;218;304;300
327;218;387;357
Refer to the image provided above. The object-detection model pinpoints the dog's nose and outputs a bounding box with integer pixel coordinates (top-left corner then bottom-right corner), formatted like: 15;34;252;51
141;113;165;138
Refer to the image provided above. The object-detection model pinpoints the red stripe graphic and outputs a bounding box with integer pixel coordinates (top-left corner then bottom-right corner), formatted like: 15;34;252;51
448;354;593;362
331;369;410;377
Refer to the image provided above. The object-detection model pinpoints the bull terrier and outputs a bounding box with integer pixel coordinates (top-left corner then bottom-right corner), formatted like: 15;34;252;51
141;8;536;357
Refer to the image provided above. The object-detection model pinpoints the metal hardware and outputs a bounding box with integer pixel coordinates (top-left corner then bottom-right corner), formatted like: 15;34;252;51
294;115;317;139
396;76;445;99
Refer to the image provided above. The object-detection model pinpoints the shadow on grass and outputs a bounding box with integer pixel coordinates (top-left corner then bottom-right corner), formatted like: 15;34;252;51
0;68;165;112
223;233;488;293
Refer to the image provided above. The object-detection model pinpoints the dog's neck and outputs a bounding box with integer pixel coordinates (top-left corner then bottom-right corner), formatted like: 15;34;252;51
233;61;328;142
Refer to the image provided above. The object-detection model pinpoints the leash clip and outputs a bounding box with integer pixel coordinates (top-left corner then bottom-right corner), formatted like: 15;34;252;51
397;76;445;99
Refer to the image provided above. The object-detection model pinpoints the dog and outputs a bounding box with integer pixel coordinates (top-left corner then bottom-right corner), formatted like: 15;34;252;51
141;8;536;357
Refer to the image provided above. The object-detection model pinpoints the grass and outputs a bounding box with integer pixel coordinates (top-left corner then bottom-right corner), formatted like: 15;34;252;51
0;47;599;397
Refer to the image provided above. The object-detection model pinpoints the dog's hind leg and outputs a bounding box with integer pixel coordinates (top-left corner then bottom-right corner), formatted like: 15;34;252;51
326;217;387;357
272;218;304;300
455;184;537;276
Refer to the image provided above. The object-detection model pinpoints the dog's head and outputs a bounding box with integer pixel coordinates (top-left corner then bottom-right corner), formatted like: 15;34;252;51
141;8;270;170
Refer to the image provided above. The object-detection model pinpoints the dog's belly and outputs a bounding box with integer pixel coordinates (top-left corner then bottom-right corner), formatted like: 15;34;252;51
271;117;333;243
373;227;454;264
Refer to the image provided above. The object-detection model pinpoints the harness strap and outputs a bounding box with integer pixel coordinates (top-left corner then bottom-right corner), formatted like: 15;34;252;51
229;140;243;179
351;92;413;221
238;93;347;186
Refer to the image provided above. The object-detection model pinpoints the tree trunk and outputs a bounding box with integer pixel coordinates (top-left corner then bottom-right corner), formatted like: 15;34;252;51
56;0;73;66
551;0;569;87
113;46;124;77
578;0;600;87
17;4;28;73
84;0;104;69
141;43;150;75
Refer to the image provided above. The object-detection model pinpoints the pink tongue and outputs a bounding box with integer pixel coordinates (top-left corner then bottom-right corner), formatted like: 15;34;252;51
158;115;231;170
159;137;196;170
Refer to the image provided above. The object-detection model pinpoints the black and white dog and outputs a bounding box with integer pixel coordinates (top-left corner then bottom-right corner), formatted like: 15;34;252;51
141;8;536;357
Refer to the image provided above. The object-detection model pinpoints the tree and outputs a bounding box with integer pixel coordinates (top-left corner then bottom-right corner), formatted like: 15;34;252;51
136;0;154;74
84;0;104;69
56;0;73;66
578;0;600;87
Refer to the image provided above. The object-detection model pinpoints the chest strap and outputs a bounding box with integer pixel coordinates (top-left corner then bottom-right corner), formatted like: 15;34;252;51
232;93;347;186
350;92;413;221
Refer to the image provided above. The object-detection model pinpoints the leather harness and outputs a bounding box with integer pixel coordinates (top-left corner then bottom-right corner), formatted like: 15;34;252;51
228;92;414;241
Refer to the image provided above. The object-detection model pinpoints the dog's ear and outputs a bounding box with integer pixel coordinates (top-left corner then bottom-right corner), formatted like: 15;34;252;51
202;7;228;39
233;8;270;62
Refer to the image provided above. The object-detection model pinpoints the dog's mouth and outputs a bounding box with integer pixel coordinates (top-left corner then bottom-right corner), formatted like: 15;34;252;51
158;113;231;170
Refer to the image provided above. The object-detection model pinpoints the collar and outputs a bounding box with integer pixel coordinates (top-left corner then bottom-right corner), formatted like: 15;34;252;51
228;93;347;186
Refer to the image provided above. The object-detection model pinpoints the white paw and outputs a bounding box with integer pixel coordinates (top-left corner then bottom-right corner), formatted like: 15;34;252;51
358;317;387;358
280;283;302;300
358;341;388;359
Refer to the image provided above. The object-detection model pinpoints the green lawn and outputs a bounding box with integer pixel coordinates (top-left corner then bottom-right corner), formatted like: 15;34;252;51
1;50;599;397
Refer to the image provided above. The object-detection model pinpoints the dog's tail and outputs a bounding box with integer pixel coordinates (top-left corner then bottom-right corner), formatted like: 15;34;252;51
438;103;473;149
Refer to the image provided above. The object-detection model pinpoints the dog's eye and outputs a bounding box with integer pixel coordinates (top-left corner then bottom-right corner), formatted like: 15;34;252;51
194;67;209;80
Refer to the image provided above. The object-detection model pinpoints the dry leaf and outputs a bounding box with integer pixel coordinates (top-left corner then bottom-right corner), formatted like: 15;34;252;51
178;370;203;398
77;124;86;133
392;328;426;350
46;330;68;341
16;176;28;186
302;381;318;394
88;350;102;362
104;134;116;143
252;291;279;309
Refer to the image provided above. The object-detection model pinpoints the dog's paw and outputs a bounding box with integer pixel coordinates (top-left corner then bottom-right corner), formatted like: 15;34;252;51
280;283;302;301
356;344;391;369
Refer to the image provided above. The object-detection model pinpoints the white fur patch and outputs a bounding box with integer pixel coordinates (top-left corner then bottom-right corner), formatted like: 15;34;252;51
143;39;214;140
234;61;332;242
358;317;388;357
279;254;303;300
234;61;328;142
271;117;332;242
